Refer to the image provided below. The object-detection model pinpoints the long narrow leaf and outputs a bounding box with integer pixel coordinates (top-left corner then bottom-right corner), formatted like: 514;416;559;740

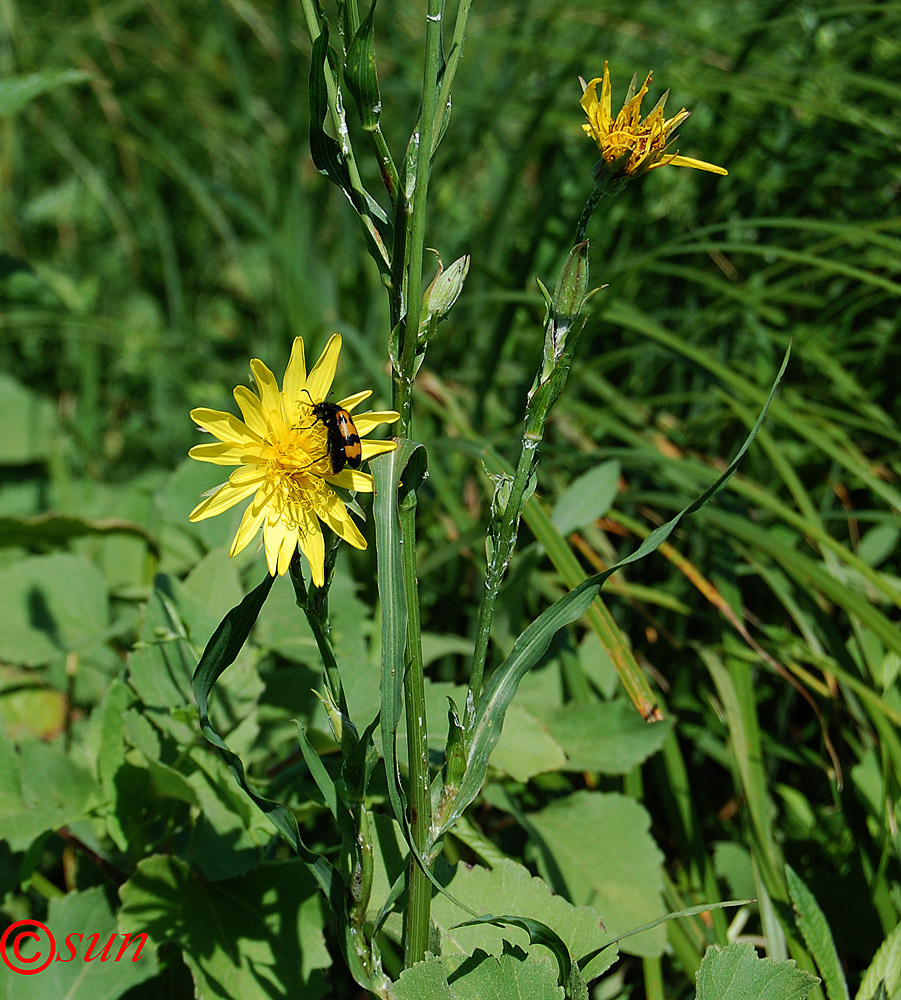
786;865;850;1000
372;442;416;834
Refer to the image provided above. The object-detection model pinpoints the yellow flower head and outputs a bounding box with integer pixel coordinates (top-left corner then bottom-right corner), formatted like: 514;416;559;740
188;334;399;585
580;62;727;180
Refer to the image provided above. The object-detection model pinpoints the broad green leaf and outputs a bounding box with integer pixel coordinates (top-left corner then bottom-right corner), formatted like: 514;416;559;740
0;731;95;853
857;921;901;1000
786;865;849;1000
184;547;246;621
185;752;271;881
713;842;756;902
388;950;564;1000
453;913;576;991
0;69;90;116
388;953;455;1000
489;704;566;781
8;885;157;999
545;700;674;774
0;553;109;667
119;855;329;1000
127;578;215;745
388;953;454;1000
526;791;665;957
551;460;620;536
696;941;820;1000
0;664;66;740
0;512;155;553
430;858;615;983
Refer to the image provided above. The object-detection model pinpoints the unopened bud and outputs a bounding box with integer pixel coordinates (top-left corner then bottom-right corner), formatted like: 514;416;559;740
552;242;589;322
425;254;469;320
420;253;470;341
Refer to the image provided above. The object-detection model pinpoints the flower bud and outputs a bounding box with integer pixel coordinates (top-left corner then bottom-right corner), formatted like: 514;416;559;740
552;241;589;323
420;253;470;341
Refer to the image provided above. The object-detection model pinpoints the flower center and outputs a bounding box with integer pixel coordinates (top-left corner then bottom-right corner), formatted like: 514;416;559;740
260;418;334;513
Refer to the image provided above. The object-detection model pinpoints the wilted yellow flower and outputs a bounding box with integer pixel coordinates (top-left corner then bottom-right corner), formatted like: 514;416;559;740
580;62;727;179
188;334;399;585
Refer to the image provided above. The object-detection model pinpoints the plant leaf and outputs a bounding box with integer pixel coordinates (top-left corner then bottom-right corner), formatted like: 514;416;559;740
786;864;849;1000
855;918;901;1000
696;941;820;1000
0;69;90;116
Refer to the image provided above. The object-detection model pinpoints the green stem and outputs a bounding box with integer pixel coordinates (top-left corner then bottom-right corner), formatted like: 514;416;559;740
468;434;538;708
383;0;444;969
433;0;473;154
400;490;431;966
394;0;443;436
298;0;389;270
370;124;400;206
575;186;603;244
289;549;348;717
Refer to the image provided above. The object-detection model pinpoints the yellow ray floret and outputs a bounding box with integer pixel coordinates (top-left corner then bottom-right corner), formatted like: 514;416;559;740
188;334;399;586
580;62;727;179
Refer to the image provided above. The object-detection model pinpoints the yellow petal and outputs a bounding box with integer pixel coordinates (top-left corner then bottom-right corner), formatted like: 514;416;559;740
233;386;269;437
327;468;374;491
298;508;326;585
600;62;612;123
191;408;260;446
354;410;401;436
263;514;289;576
665;154;728;175
306;333;342;401
230;497;269;556
189;442;258;466
580;77;601;118
189;479;259;521
337;389;372;412
250;359;283;423
229;464;268;486
277;527;298;576
282;337;307;407
319;491;367;550
360;439;398;460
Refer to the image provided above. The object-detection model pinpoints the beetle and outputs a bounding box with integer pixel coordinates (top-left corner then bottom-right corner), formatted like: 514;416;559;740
308;400;362;473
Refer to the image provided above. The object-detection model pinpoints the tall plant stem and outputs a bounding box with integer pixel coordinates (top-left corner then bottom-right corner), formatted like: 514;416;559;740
394;0;443;435
394;0;443;968
468;434;537;709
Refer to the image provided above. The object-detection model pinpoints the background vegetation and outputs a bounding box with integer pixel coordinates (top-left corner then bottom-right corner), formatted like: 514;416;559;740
1;1;899;998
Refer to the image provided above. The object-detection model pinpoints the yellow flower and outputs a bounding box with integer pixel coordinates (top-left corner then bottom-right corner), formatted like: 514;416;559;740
188;334;399;585
580;62;727;179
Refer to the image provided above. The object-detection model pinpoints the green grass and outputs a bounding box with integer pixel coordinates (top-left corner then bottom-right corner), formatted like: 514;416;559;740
1;1;900;998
